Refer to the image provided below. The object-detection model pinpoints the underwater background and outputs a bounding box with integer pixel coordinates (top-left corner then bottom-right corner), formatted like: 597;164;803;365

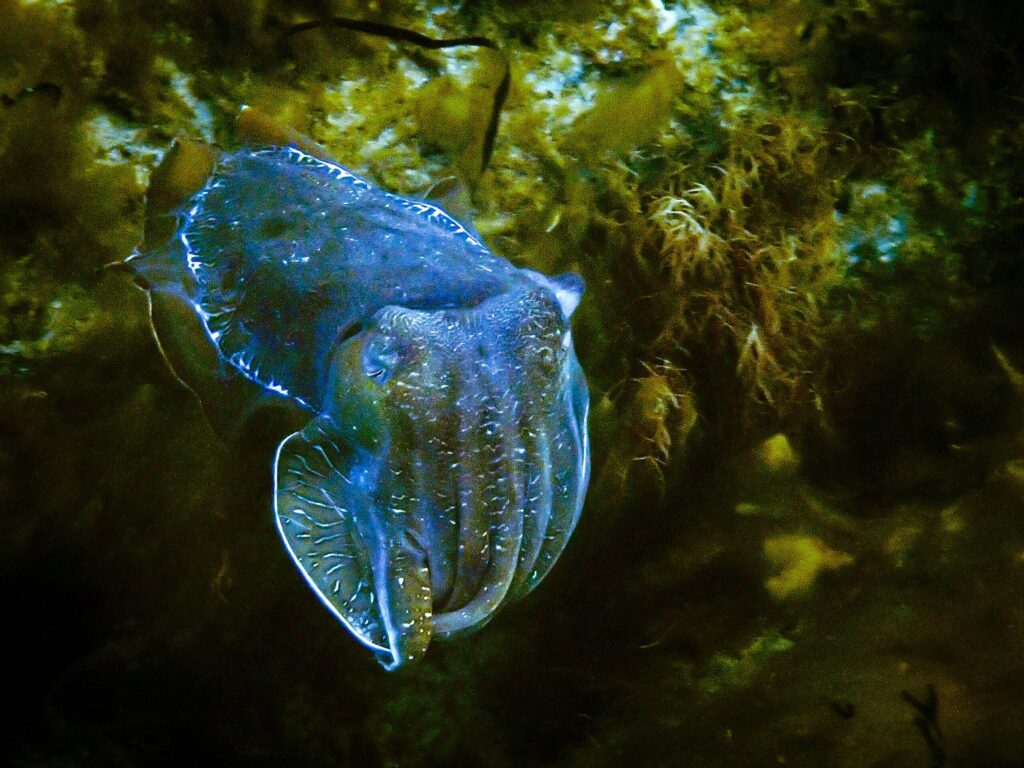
2;0;1024;765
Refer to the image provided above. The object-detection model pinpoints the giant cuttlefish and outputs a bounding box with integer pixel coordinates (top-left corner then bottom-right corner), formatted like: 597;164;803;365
129;111;590;669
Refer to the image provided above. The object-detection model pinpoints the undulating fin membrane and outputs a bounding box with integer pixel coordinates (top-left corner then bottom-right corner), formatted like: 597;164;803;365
236;106;338;163
146;273;305;443
143;138;217;250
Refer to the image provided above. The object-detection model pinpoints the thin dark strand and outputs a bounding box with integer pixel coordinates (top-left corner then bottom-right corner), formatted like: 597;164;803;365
285;16;508;174
285;17;497;50
481;66;510;172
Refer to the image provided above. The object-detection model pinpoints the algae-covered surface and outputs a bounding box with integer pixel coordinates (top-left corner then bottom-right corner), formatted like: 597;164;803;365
3;0;1024;765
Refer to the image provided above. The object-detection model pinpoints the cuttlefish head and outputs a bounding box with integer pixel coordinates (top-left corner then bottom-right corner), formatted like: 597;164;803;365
273;274;589;668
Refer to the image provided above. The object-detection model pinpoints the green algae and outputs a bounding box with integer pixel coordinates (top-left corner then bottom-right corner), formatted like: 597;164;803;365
3;0;1024;766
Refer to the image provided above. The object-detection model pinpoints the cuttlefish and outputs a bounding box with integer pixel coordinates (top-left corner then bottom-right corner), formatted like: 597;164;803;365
129;108;590;669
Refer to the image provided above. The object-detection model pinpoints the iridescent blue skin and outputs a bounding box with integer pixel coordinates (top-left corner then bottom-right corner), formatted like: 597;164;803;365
133;146;590;669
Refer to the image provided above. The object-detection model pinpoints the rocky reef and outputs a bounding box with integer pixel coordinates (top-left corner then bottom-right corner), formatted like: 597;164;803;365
3;0;1024;765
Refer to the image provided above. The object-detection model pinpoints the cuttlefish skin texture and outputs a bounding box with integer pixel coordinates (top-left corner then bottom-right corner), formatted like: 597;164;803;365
133;146;590;669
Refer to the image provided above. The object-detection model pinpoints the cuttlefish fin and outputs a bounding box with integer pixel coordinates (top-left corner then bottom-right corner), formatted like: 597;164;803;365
142;138;218;250
146;283;293;440
133;137;306;440
236;105;338;163
422;175;483;241
274;416;434;669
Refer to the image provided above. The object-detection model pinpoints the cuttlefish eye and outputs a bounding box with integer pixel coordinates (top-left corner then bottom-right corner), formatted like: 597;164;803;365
362;336;401;383
319;331;400;452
